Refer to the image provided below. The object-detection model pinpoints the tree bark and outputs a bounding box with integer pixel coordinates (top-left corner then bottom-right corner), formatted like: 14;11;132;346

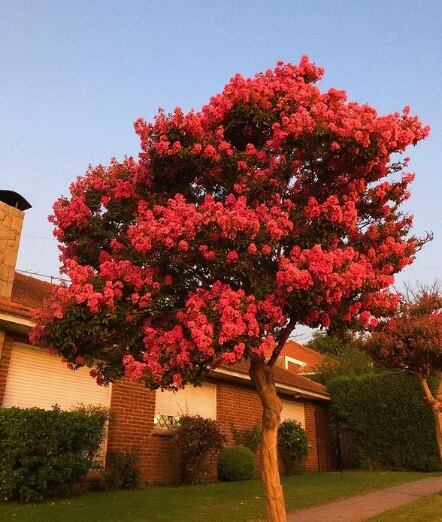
434;408;442;464
250;359;286;522
420;375;442;464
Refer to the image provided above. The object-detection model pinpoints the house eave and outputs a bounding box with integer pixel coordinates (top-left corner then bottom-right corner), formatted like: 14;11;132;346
211;367;330;402
0;312;34;334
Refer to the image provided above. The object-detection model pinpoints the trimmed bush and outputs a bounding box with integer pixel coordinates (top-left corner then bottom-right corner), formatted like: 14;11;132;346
173;415;225;483
231;423;262;452
0;405;108;502
100;450;139;490
278;420;309;472
328;372;440;471
218;445;255;481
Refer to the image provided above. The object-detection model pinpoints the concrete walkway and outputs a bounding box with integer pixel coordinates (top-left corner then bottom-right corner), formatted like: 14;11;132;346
287;476;442;521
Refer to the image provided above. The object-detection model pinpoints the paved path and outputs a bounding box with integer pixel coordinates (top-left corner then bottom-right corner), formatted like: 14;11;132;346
287;476;442;521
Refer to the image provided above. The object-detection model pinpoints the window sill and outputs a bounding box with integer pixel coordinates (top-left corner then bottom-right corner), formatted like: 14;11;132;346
152;428;175;437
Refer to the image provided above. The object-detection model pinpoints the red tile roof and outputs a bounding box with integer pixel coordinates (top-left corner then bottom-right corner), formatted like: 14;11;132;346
11;272;52;309
0;272;52;320
220;359;329;398
0;298;35;319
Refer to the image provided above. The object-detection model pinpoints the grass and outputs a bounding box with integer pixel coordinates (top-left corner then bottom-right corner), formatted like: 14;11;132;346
370;492;442;521
0;471;438;522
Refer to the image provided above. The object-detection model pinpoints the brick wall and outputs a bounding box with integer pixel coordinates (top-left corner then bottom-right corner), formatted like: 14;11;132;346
275;341;327;373
107;375;332;485
315;403;334;471
217;379;263;436
216;379;264;473
107;378;182;485
304;402;319;471
0;333;13;406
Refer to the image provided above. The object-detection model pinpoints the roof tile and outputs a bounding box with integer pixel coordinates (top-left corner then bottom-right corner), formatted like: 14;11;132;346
220;359;329;398
11;272;52;310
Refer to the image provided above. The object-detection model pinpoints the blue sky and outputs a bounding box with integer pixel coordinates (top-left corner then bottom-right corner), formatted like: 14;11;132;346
1;0;441;295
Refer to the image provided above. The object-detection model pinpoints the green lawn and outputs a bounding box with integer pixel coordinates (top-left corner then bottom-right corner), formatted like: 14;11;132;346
0;472;438;522
370;492;442;521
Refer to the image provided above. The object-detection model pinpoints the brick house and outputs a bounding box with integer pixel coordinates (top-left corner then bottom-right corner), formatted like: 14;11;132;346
0;192;333;484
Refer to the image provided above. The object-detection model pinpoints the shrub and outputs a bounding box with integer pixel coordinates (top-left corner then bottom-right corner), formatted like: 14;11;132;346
231;423;262;452
218;445;255;481
173;415;225;483
277;420;308;472
71;403;112;468
328;372;440;471
0;405;108;502
100;450;139;490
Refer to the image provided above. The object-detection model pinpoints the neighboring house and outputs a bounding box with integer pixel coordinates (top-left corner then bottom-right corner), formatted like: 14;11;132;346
271;340;329;374
0;192;333;485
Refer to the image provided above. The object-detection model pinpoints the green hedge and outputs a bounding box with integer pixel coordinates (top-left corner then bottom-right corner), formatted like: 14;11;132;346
0;406;108;502
328;372;440;471
218;445;256;481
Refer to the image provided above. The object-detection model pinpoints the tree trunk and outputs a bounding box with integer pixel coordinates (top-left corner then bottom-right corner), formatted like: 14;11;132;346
421;375;442;464
250;359;286;522
434;408;442;464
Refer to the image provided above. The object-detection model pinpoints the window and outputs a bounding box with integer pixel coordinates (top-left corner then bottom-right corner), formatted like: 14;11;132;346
284;356;306;370
154;383;217;429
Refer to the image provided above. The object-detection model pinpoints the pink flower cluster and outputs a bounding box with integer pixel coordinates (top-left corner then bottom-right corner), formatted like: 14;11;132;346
121;282;286;386
128;193;293;258
276;244;403;328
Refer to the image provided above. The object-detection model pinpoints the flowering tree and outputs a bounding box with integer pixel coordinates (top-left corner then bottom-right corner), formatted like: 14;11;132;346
365;287;442;462
32;57;429;521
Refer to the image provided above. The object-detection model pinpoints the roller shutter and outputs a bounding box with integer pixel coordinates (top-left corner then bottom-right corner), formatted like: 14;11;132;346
155;383;216;427
3;342;111;410
280;398;305;426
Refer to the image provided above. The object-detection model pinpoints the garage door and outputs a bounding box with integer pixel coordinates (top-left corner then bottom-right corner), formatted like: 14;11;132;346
281;398;305;427
2;342;111;410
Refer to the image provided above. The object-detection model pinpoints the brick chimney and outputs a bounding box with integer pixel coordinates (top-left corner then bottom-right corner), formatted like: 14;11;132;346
0;191;31;299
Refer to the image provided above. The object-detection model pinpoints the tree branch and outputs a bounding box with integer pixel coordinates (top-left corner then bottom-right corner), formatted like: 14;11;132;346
266;319;296;367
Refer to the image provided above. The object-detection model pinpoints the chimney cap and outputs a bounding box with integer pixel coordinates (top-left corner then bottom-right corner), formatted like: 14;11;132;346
0;190;32;211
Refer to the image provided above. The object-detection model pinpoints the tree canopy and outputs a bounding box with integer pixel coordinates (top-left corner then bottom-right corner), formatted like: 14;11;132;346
32;56;429;392
307;330;356;357
365;287;442;377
